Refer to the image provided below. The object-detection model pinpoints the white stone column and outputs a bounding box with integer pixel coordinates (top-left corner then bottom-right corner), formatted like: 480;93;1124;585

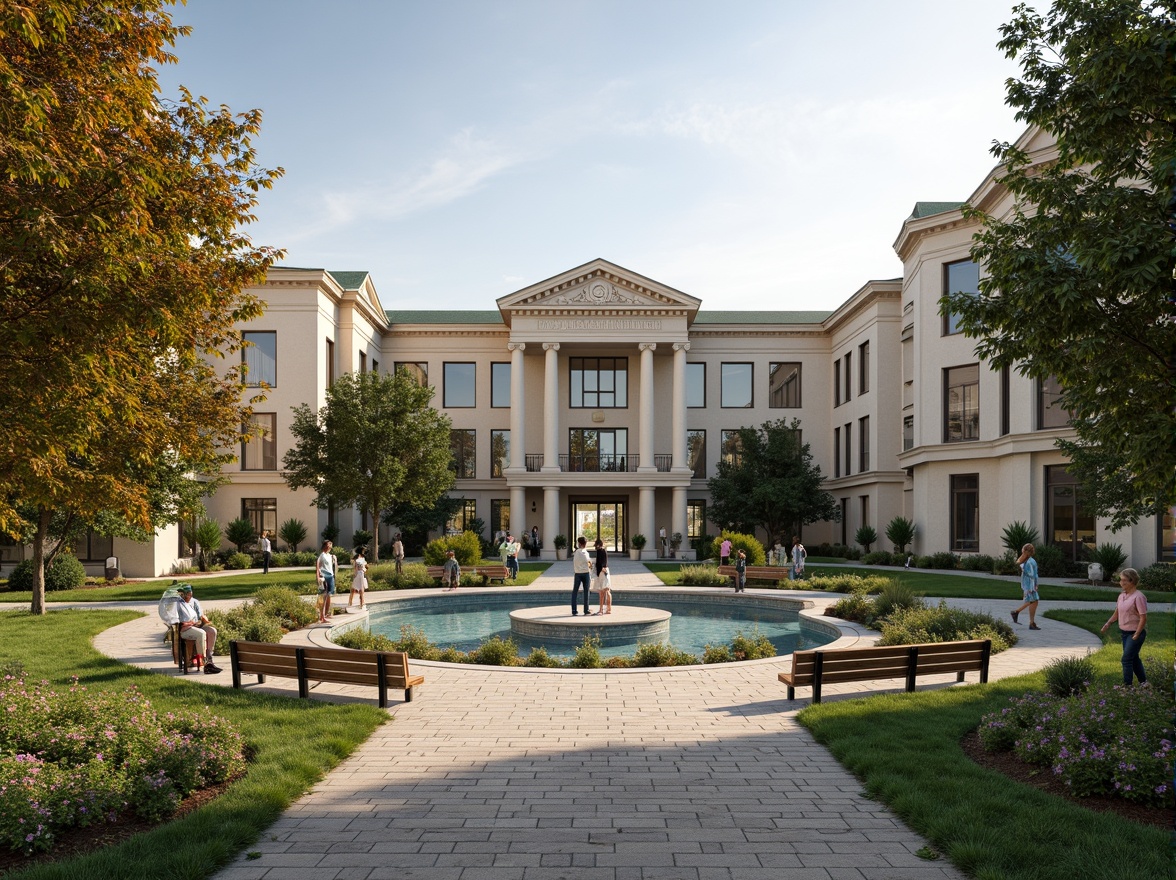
507;342;525;472
510;486;526;543
542;485;560;560
672;342;689;472
638;342;656;472
639;486;656;559
672;485;689;558
542;343;560;473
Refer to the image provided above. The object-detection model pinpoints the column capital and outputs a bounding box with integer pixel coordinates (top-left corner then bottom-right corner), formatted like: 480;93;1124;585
507;342;526;352
638;342;657;352
672;342;690;352
542;342;560;352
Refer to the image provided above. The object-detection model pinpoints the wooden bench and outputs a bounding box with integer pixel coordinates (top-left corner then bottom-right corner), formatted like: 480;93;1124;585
778;639;991;703
718;564;793;584
425;564;511;584
229;640;424;707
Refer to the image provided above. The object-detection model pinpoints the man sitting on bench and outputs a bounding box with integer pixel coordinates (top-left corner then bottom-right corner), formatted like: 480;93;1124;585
176;583;223;674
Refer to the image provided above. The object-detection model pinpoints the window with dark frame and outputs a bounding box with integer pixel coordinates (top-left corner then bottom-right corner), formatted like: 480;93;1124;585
359;351;366;373
903;415;914;451
371;359;379;374
491;429;510;477
242;331;276;387
1000;364;1010;436
843;351;852;403
768;362;801;408
242;413;277;470
491;362;511;408
949;474;979;551
444;363;476;408
72;529;113;562
860;495;869;530
721;363;753;408
687;501;706;540
720;430;742;466
858;415;870;472
570;357;628;408
686;429;706;479
242;498;277;538
450;429;476;478
568;428;628;471
325;338;335;389
447;499;478;534
843;422;852;476
834;359;841;406
858;340;869;394
1038;375;1071;429
944;364;980;442
840;497;849;545
943;259;980;335
833;427;841;478
491;499;510;537
686;362;706;408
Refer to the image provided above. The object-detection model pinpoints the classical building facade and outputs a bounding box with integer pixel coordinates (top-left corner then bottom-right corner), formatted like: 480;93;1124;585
5;126;1169;576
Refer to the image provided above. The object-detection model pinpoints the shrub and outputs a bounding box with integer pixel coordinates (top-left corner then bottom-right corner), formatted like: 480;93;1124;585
826;593;874;624
252;585;319;630
436;646;467;663
678;563;729;586
6;554;87;592
854;525;878;552
959;554;996;572
352;529;373;552
872;581;922;622
1137;562;1176;592
1001;520;1041;555
193;518;223;571
331;628;397;651
926;551;958;570
690;532;714;559
805;573;891;594
884;516;916;553
383;624;440;660
1033;543;1069;577
423;531;482;566
632;642;699;667
278;518;308;553
569;636;603;668
524;647;562;668
397;562;440;588
992;551;1021;576
1043;654;1096;697
915;555;935;569
877;601;1017;652
730;629;776;660
710;530;765;565
321;523;340;543
224;517;257;553
224;551;253;570
469;636;520;666
1085;543;1127;579
862;551;891;566
891;551;913;567
702;644;733;664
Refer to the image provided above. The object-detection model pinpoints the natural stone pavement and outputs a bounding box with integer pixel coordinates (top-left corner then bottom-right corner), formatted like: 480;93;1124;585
76;560;1109;880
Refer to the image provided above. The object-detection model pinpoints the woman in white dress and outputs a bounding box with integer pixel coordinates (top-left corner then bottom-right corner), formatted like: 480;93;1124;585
348;547;369;611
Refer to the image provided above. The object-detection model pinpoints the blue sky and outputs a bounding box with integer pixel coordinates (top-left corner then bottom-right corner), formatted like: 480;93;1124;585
158;0;1026;311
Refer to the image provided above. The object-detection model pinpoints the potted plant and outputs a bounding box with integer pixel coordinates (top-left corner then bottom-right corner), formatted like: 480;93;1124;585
669;532;683;558
630;533;647;561
552;534;568;560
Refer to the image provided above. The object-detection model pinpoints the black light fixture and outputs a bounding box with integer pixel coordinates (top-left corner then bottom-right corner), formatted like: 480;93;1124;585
531;501;537;512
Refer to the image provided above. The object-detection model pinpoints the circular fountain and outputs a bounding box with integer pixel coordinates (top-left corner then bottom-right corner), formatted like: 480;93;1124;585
508;605;671;645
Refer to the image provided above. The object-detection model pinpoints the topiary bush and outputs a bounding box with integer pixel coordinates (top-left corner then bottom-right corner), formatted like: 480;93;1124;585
1137;562;1176;592
1043;654;1096;697
711;531;766;565
6;554;87;593
423;531;482;566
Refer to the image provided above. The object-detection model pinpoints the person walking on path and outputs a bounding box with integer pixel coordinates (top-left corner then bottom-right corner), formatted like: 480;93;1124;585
348;547;368;610
790;536;806;581
1101;567;1148;685
1010;543;1040;630
260;530;272;575
571;536;592;615
316;540;336;623
392;534;405;576
734;549;747;592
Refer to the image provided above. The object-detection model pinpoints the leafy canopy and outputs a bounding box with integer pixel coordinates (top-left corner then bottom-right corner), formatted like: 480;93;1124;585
283;370;455;562
0;0;282;611
942;0;1175;529
706;418;840;542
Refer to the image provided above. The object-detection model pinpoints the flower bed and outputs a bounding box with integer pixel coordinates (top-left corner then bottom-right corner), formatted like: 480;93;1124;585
0;676;245;854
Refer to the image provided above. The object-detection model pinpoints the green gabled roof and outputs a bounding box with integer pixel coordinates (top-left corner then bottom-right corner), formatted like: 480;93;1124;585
385;310;505;325
327;270;371;290
693;311;832;324
909;201;965;219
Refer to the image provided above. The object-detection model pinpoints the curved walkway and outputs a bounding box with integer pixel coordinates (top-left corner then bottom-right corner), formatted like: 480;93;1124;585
76;561;1107;880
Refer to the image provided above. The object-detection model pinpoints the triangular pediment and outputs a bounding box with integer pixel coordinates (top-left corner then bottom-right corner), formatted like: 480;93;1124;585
496;259;701;326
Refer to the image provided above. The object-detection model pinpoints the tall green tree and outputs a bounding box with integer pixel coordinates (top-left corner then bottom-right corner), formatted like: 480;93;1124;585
0;0;282;612
942;0;1175;530
283;370;454;562
706;418;839;543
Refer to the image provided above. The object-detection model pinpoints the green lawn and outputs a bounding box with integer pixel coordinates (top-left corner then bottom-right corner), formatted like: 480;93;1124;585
0;608;388;880
797;611;1173;880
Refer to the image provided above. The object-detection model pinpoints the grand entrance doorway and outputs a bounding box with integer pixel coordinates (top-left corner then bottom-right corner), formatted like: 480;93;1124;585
572;500;626;552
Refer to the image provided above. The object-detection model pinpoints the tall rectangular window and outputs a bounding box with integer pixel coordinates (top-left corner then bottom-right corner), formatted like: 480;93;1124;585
833;427;841;478
843;352;852;403
840;497;849;545
903;415;914;451
944;364;980;442
568;428;628;471
359;351;366;373
242;331;276;387
491;362;511;408
447;499;478;534
686;429;706;479
450;429;476;478
943;259;980;335
950;474;979;551
1000;364;1010;436
687;501;706;540
570;357;628;408
242;498;277;538
1045;465;1095;560
721;363;752;408
371;359;379;374
444;362;476;407
859;416;870;472
1038;375;1070;429
834;359;842;406
72;530;114;562
325;338;335;389
491;499;510;537
491;429;510;477
843;422;852;476
396;362;428;386
858;341;869;394
860;495;870;528
242;413;277;470
720;430;742;466
769;362;801;408
686;362;706;408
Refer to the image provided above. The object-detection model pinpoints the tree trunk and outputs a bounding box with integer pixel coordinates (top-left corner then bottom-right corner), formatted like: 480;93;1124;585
29;507;50;615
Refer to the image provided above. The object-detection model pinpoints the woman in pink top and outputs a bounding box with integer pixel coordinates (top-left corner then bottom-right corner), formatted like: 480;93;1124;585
1100;567;1148;685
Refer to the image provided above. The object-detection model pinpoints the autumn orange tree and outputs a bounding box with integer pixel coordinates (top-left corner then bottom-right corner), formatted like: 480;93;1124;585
0;0;282;612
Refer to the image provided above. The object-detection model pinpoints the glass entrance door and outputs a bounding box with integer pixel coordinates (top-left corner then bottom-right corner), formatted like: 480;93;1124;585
572;501;626;552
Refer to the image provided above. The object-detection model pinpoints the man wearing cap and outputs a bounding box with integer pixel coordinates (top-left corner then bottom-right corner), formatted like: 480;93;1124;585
176;584;222;674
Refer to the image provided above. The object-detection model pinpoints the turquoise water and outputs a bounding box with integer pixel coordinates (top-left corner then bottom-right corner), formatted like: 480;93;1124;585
367;590;834;659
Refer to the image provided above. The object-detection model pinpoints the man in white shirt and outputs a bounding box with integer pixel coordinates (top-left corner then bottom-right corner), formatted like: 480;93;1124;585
260;530;272;575
176;584;222;674
571;536;592;616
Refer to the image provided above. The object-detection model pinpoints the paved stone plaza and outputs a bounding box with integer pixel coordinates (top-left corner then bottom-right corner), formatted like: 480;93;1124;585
83;561;1106;880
